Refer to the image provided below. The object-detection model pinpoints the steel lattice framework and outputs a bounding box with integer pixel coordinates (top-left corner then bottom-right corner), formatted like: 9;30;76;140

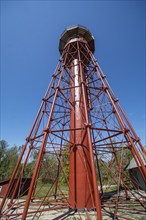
0;25;145;220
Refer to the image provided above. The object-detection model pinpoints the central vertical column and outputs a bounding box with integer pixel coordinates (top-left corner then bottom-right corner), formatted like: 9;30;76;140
69;58;94;209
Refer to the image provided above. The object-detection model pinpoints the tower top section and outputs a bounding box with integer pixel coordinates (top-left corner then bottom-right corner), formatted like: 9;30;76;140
59;25;95;55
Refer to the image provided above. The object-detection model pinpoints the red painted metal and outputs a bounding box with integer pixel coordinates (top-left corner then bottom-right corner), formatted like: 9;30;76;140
69;58;94;209
0;25;145;219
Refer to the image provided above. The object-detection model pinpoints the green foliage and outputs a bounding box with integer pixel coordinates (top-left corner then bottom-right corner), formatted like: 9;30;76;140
0;140;8;166
96;141;133;187
23;162;34;178
59;145;70;184
41;154;58;184
0;140;22;181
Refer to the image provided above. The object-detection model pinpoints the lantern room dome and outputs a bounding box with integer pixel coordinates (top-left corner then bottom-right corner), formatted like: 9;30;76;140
59;25;95;55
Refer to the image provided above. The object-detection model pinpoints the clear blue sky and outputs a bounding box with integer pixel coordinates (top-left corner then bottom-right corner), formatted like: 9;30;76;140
1;1;145;147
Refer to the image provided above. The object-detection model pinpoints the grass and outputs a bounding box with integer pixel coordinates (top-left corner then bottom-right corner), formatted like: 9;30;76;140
33;181;69;198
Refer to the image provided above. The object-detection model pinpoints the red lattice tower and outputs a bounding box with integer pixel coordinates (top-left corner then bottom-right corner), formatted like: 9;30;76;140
0;25;145;220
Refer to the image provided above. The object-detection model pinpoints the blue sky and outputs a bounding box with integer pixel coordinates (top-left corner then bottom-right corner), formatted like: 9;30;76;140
1;0;145;147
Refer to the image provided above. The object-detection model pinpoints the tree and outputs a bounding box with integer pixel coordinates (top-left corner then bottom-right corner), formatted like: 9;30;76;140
0;140;22;181
59;145;70;184
0;140;9;180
